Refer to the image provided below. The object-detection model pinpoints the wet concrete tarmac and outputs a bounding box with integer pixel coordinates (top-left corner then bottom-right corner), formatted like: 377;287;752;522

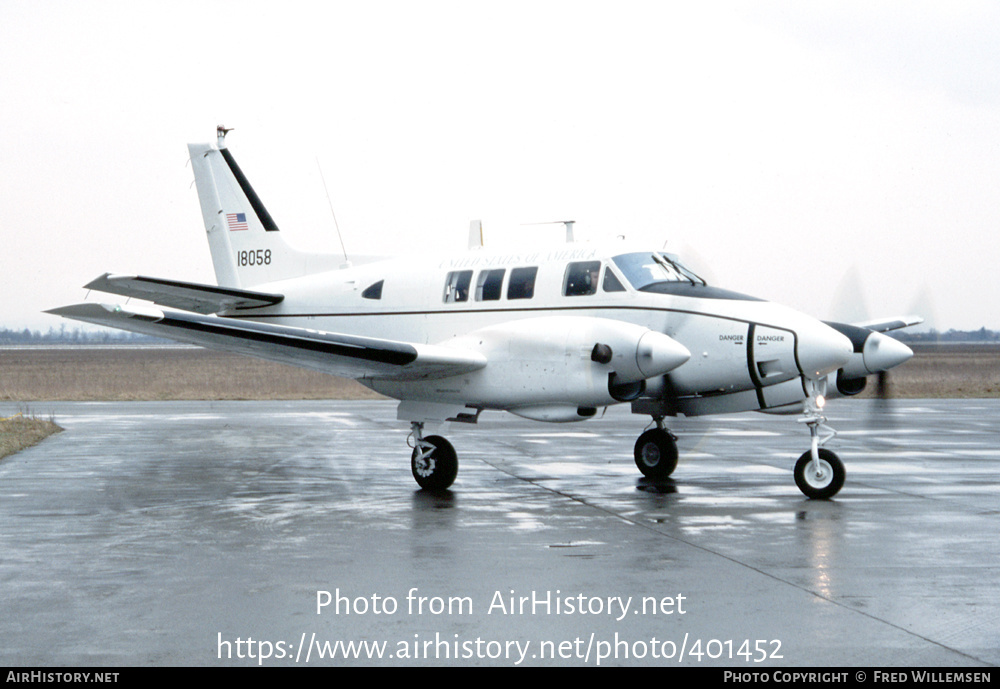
1;399;997;667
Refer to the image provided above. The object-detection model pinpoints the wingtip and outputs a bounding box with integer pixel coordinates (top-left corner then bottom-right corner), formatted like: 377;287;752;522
854;315;925;333
45;303;99;317
44;302;165;323
82;273;137;292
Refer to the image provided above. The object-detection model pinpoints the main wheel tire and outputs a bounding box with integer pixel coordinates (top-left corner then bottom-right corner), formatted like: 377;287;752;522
411;435;458;490
794;448;845;499
634;429;679;479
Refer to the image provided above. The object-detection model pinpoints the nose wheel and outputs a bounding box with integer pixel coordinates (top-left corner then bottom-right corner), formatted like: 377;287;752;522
793;448;844;499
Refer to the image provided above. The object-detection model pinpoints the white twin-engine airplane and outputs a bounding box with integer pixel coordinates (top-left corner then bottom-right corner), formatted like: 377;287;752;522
50;128;921;498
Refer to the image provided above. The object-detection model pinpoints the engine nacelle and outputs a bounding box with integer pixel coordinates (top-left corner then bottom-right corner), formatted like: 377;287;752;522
826;322;914;379
378;316;690;412
835;370;867;397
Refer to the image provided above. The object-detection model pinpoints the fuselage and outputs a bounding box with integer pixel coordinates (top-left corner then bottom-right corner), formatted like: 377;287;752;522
220;241;853;417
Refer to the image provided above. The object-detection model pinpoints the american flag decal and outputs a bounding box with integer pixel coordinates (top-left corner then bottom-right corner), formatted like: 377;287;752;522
226;212;249;231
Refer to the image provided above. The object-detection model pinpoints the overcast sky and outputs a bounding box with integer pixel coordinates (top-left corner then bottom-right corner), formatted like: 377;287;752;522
3;0;999;332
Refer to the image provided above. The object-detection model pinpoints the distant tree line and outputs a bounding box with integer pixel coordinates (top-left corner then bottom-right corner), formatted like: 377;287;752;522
0;325;170;345
3;324;998;346
894;328;1000;344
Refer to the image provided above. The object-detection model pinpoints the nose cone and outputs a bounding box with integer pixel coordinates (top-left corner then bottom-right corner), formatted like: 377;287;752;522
636;331;691;379
863;332;913;373
798;322;854;378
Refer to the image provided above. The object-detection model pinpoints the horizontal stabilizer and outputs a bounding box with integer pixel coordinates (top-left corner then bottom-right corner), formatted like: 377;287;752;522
46;303;487;381
853;315;924;333
84;274;284;314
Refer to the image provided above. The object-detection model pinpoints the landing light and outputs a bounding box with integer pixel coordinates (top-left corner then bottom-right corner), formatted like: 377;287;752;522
815;395;826;409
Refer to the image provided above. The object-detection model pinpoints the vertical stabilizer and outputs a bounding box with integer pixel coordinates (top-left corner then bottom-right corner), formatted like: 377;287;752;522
187;129;342;288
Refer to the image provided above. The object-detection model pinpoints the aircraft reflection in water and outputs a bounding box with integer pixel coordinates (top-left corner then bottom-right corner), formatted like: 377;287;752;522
50;128;920;498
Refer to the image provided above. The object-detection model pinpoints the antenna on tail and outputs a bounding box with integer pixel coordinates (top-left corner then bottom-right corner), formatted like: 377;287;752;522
316;158;350;263
216;125;234;148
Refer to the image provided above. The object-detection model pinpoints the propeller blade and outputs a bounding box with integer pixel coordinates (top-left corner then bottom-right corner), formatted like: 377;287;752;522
867;369;898;441
876;369;890;399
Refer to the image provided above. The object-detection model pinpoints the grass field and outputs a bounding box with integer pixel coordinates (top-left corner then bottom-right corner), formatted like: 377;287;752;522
0;411;62;460
0;347;382;402
857;343;1000;398
1;343;997;403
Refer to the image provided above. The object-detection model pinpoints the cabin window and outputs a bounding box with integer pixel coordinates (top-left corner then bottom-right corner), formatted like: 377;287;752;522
507;266;538;300
602;268;626;293
361;280;384;300
443;271;472;303
475;269;505;301
563;261;601;297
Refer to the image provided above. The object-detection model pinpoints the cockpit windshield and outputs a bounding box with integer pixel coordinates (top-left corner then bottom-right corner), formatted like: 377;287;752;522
611;252;707;290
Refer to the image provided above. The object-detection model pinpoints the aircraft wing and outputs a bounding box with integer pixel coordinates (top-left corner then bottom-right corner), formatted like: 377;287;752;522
47;303;487;381
83;273;284;315
852;315;924;333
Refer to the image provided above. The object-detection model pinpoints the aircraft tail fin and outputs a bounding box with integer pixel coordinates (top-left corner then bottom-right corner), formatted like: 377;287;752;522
188;129;343;288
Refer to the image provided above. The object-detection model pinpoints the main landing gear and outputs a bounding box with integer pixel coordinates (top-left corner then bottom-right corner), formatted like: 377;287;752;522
634;416;678;480
409;422;458;491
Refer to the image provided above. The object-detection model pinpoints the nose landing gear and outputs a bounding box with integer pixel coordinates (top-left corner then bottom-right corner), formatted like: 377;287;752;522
795;386;845;499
